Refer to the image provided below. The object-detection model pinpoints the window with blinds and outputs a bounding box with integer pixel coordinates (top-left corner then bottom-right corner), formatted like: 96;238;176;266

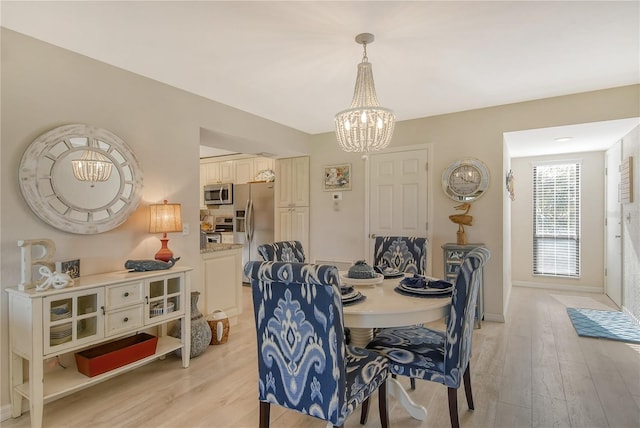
532;161;581;277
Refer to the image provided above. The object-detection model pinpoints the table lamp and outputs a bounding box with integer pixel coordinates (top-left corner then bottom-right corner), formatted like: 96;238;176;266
149;200;183;262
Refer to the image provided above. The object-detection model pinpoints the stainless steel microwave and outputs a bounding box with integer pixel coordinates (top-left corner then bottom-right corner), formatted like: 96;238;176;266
204;183;233;205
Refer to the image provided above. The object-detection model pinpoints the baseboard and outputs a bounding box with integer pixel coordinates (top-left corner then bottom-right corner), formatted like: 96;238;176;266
512;280;603;294
483;312;505;323
1;403;16;423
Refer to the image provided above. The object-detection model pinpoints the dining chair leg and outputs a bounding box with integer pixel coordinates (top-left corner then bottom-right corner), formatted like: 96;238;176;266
360;397;370;424
463;365;474;410
259;401;270;428
378;380;389;428
447;387;460;428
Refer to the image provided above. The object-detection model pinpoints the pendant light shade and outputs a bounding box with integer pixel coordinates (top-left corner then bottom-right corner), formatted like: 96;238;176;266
335;33;395;153
71;139;113;185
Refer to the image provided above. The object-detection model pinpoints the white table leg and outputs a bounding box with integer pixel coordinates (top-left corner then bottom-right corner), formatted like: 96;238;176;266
349;328;428;421
387;377;428;420
349;327;373;347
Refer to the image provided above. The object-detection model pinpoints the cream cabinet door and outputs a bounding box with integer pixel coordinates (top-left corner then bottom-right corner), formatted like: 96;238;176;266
275;206;309;252
219;161;235;182
234;159;253;184
204;162;220;184
275;156;309;207
254;157;274;174
202;249;243;322
145;273;185;323
43;288;105;355
290;157;309;206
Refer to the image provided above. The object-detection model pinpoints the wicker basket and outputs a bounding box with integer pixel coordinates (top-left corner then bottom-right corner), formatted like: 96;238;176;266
207;310;230;345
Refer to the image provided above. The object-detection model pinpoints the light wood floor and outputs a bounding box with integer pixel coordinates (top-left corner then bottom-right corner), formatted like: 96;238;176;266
4;286;639;428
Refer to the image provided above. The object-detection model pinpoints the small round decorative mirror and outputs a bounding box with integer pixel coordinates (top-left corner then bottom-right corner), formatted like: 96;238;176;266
442;158;490;202
19;124;143;234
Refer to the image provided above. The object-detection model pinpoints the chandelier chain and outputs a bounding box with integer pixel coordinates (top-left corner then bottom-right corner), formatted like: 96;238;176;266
361;42;368;63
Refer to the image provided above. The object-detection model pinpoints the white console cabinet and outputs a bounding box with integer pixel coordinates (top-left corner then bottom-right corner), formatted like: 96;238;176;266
6;266;192;428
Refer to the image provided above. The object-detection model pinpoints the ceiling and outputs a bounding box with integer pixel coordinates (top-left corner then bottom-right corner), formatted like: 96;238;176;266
2;1;639;157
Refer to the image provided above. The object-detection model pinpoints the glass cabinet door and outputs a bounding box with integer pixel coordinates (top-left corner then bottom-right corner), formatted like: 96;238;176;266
146;274;183;322
44;288;104;354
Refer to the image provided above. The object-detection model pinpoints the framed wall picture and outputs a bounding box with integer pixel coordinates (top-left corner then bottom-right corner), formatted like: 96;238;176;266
323;163;351;191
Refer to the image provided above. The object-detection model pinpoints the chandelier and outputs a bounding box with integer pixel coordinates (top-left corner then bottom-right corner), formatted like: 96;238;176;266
335;33;395;153
72;139;113;185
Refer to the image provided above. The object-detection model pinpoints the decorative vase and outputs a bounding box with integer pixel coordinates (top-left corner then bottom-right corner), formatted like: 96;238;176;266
170;291;211;358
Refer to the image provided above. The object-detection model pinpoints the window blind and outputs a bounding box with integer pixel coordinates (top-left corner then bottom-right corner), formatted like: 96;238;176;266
532;161;581;277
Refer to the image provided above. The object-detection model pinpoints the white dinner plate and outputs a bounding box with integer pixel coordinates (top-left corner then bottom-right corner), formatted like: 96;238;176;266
398;283;453;295
375;267;405;278
341;289;361;301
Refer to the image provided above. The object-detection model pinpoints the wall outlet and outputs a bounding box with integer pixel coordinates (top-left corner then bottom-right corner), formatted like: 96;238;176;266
183;223;189;236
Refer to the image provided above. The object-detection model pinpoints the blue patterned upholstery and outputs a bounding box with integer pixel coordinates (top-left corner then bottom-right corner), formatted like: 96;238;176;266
373;236;428;274
366;247;490;428
257;240;306;263
245;261;390;427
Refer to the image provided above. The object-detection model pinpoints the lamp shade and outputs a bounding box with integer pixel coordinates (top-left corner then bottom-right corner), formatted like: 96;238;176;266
149;200;183;233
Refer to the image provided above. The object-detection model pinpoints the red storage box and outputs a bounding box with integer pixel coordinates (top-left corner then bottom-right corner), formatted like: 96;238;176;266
75;333;158;377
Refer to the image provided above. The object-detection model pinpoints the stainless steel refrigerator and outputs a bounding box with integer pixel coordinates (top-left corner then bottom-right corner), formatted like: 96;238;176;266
234;182;274;282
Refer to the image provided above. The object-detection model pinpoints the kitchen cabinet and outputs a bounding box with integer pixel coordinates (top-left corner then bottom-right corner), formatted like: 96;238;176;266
204;162;220;184
234;158;254;184
275;156;309;251
219;161;235;182
201;156;275;187
201;245;243;325
442;243;485;328
276;156;309;207
5;267;192;428
276;206;309;252
234;157;275;184
221;233;235;244
203;160;234;184
253;157;274;175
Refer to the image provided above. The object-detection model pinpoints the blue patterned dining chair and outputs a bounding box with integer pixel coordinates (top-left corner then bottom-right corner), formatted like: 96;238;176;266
373;236;428;274
366;247;490;428
373;236;428;389
245;261;390;428
257;240;306;263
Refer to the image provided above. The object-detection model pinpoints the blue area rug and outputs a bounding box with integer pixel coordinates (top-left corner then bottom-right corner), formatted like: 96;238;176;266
567;308;640;344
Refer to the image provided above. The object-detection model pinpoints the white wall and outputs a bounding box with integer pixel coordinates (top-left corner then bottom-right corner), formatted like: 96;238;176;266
0;29;310;413
620;126;640;321
2;27;640;416
310;86;640;324
511;152;605;290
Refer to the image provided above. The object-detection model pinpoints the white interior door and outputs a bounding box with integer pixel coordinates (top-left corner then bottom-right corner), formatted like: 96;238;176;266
605;141;622;307
367;147;430;267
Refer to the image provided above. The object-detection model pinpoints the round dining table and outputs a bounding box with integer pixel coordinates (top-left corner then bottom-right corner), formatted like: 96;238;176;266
341;273;452;421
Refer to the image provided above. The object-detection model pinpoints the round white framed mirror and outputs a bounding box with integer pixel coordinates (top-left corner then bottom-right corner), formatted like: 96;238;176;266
19;124;144;234
442;158;490;202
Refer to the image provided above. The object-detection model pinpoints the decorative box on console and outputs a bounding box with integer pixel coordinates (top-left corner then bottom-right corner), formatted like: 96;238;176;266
75;333;158;377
